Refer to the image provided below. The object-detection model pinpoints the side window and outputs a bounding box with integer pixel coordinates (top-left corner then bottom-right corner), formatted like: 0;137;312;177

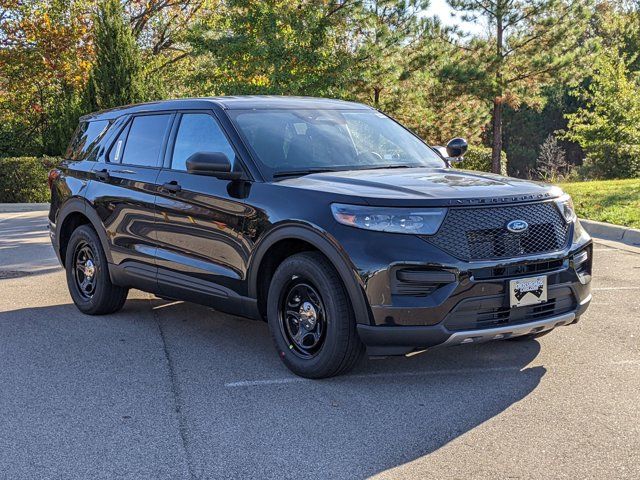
171;113;236;171
67;120;110;161
118;114;172;167
109;123;129;163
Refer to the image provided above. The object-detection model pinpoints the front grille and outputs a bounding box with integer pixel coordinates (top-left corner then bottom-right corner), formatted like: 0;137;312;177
444;286;576;331
425;202;570;260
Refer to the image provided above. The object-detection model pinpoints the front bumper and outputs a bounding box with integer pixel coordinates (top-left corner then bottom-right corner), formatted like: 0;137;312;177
341;224;593;356
358;294;590;356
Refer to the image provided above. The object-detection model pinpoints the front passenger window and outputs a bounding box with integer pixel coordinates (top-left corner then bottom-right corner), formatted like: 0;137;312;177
171;114;236;171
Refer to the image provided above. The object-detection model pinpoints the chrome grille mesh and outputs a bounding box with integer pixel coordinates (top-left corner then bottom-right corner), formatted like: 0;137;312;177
425;202;570;260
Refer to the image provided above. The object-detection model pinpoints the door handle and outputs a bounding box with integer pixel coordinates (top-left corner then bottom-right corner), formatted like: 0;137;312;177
161;181;182;193
95;169;110;182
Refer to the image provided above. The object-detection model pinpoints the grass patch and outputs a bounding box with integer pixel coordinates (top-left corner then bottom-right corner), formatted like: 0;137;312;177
558;178;640;229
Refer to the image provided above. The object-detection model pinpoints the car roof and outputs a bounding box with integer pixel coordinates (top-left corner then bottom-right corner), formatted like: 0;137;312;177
80;96;373;121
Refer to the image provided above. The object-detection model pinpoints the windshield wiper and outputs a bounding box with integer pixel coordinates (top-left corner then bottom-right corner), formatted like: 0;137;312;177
356;164;416;170
272;164;419;179
272;168;338;179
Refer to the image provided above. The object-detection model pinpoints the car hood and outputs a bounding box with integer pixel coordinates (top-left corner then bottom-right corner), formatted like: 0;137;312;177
276;167;563;206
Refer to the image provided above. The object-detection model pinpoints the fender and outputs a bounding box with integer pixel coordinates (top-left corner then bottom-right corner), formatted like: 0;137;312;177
246;223;374;325
55;197;114;264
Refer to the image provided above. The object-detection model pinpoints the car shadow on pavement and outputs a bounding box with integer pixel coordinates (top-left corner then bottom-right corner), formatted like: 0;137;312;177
151;299;546;479
0;298;546;480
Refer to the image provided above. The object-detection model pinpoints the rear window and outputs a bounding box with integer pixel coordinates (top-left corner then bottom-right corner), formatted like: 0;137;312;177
115;114;172;167
66;120;110;160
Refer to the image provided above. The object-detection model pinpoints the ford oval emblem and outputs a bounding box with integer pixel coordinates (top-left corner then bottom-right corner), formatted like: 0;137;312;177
506;220;529;233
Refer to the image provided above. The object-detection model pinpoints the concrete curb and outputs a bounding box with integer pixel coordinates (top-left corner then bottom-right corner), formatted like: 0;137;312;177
0;203;49;213
580;219;640;247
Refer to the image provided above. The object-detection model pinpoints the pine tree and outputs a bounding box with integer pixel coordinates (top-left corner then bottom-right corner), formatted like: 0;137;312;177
85;0;145;111
447;0;592;173
351;0;431;108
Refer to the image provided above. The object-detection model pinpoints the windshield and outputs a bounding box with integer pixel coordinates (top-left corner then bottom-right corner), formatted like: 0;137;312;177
228;108;445;179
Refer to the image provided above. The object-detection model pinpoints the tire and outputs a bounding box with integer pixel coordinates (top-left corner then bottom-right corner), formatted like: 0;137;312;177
65;225;128;315
267;252;364;379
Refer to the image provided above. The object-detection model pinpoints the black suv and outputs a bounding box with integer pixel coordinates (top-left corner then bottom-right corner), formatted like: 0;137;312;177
49;96;592;378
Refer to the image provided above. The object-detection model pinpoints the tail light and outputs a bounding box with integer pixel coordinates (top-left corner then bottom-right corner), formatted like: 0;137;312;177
48;169;61;190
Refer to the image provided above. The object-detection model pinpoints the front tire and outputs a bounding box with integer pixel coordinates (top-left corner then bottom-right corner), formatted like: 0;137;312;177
65;225;128;315
267;252;364;379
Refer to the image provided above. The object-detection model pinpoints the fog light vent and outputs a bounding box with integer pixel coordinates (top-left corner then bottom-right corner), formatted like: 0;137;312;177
392;269;456;296
573;249;589;267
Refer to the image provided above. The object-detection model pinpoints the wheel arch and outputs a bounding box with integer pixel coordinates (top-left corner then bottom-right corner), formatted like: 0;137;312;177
247;224;373;325
56;197;113;265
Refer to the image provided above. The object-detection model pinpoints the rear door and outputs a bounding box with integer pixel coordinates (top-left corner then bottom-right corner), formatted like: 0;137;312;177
51;119;111;222
89;112;174;292
154;111;253;311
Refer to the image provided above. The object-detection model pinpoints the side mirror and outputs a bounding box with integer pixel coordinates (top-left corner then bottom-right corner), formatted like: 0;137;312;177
446;137;468;160
186;152;241;180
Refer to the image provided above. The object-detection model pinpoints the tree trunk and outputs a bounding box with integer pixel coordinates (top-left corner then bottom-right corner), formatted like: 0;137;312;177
492;7;504;175
373;87;381;107
492;99;502;174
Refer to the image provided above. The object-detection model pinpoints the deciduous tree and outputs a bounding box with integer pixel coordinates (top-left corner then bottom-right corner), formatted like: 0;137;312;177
0;0;92;155
186;0;356;96
564;48;640;178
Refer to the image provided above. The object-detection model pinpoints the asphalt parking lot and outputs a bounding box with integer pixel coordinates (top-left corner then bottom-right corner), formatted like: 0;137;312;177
1;211;639;480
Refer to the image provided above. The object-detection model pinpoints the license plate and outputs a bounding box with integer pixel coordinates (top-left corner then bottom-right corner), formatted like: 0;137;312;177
509;275;547;308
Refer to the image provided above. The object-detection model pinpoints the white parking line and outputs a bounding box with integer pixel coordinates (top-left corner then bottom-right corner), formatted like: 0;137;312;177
152;300;183;310
224;366;524;387
225;360;640;388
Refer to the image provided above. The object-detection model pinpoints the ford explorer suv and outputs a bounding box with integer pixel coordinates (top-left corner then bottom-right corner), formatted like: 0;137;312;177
48;96;592;378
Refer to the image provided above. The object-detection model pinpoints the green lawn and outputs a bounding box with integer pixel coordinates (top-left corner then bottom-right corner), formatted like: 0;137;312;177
558;179;640;229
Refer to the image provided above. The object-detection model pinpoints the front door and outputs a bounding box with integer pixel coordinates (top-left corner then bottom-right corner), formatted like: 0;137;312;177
154;111;253;312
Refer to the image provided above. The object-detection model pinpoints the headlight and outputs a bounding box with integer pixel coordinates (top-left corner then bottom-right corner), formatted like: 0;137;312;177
555;194;577;223
331;203;447;235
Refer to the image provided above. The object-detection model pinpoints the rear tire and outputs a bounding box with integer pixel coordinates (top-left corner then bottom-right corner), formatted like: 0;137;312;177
65;225;128;315
267;252;364;379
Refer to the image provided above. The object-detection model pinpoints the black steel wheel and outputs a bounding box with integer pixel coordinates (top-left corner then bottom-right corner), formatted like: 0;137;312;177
279;280;327;358
72;241;98;299
267;252;364;379
65;225;128;315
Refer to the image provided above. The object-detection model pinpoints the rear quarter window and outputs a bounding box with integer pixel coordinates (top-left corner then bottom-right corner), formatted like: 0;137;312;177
66;120;110;161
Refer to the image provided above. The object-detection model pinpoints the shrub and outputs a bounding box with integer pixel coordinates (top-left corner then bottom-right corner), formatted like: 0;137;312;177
455;145;508;175
0;156;62;203
536;134;570;181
